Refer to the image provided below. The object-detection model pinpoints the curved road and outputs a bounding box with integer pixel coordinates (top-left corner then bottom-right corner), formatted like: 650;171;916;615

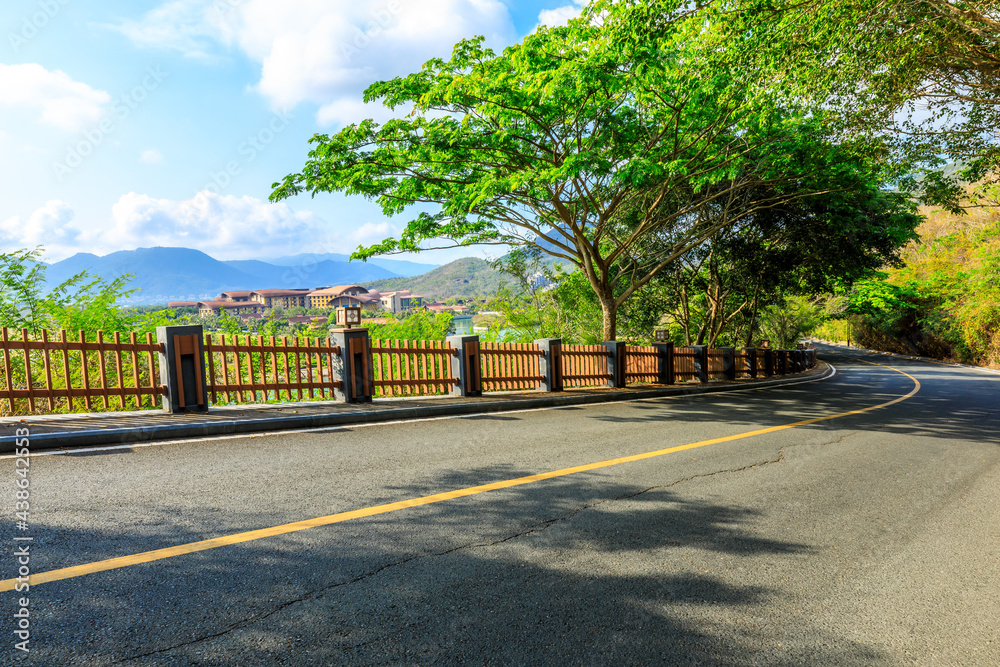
3;345;999;665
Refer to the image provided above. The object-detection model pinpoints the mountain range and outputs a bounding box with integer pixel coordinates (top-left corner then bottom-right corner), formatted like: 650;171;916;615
44;247;441;305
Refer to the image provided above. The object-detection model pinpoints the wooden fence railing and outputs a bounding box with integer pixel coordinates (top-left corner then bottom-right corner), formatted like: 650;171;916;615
0;328;166;416
707;349;727;379
561;344;612;388
1;326;816;416
204;334;342;405
370;339;458;397
480;342;546;391
673;347;698;382
735;351;750;378
625;346;659;383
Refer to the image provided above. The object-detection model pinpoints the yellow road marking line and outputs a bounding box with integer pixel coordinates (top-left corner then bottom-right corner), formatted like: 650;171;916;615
1;360;919;592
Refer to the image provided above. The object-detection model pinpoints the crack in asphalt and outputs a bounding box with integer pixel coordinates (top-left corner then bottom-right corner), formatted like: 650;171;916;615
115;454;784;663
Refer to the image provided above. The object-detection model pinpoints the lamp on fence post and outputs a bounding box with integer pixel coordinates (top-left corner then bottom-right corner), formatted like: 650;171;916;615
157;325;208;414
330;313;372;404
446;334;482;397
335;306;362;329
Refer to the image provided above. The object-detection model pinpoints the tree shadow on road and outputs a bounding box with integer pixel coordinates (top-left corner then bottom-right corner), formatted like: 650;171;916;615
584;349;1000;447
14;466;890;666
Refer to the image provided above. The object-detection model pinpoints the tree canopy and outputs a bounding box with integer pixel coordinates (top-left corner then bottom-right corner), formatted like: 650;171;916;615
273;8;901;339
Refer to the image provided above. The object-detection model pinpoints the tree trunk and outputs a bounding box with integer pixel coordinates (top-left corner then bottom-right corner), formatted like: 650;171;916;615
600;298;617;341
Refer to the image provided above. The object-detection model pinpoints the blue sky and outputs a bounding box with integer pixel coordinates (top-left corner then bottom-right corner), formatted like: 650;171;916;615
0;0;585;264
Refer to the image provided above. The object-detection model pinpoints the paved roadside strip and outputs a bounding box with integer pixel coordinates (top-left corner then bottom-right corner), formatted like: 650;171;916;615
0;362;833;452
813;338;1000;375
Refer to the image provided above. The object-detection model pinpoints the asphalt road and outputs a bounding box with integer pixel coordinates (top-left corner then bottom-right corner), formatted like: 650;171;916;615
2;345;999;666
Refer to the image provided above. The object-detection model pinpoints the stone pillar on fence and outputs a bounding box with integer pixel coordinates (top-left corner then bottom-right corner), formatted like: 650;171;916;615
603;341;628;388
654;342;674;385
743;347;757;379
693;345;709;383
721;347;736;381
446;335;482;397
763;349;774;377
534;338;563;392
157;324;208;414
330;328;373;403
796;350;805;373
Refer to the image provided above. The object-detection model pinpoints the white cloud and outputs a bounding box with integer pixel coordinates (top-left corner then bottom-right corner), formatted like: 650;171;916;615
108;0;223;61
107;190;332;260
0;63;111;131
0;201;83;255
351;221;399;245
140;148;164;164
112;0;516;125
538;1;586;28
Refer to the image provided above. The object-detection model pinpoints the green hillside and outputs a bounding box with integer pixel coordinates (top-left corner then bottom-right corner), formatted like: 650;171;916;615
363;257;508;300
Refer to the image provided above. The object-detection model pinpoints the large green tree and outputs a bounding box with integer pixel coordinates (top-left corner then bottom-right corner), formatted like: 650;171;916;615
272;13;891;339
605;0;999;206
652;178;920;347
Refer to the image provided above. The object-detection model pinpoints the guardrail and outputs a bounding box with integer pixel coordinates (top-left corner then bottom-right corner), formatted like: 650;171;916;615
371;338;457;397
0;324;817;416
480;342;545;392
0;328;165;415
204;334;343;405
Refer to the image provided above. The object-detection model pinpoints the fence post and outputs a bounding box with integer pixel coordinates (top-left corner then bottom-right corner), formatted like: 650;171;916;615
603;341;627;388
534;338;563;392
720;347;736;381
743;347;757;379
330;328;373;403
446;335;482;397
763;349;774;377
777;350;788;375
157;325;208;413
693;345;709;383
654;342;674;385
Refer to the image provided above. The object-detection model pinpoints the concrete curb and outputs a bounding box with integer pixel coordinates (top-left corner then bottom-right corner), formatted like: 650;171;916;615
3;364;834;452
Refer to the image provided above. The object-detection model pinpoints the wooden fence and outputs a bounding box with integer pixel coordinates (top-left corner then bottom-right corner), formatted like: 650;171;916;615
735;350;750;378
673;347;698;382
480;342;546;391
0;326;815;416
370;339;457;397
625;346;659;384
561;344;612;388
204;334;342;405
707;349;727;380
0;328;165;416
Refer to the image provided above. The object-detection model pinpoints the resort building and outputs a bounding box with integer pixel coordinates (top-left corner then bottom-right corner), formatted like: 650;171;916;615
379;290;423;313
219;291;254;302
307;285;379;309
250;289;311;310
197;300;267;317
